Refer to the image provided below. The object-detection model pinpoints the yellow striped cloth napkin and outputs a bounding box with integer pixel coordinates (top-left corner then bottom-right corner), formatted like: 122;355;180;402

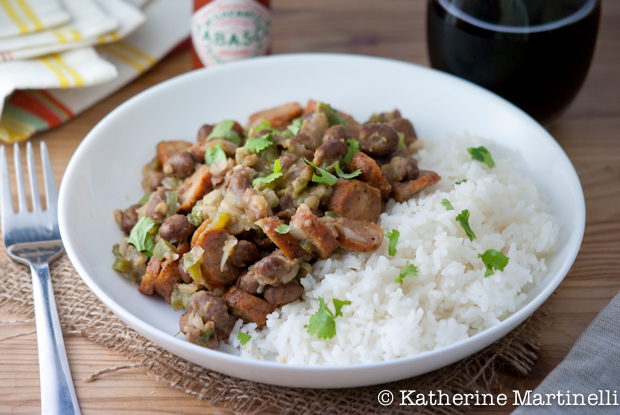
0;0;191;143
0;0;70;39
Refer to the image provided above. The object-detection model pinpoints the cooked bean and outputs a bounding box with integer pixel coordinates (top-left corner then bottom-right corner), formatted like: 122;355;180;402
197;124;213;142
159;214;195;245
264;280;304;306
313;139;348;167
381;156;419;184
144;189;168;222
254;250;300;286
196;228;240;290
237;270;260;294
187;291;231;329
358;123;399;157
228;168;252;193
157;141;193;165
349;152;392;197
163;152;195;178
327;179;382;223
322;125;351;143
119;204;140;235
388;118;417;142
391;170;441;202
224;285;276;328
279;153;299;171
295;112;329;150
230;240;260;268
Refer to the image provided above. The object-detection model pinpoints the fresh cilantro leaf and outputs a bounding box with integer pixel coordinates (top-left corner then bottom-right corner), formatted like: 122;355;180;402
398;132;405;152
441;198;454;211
287;117;303;135
138;192;152;206
127;216;156;254
245;133;273;153
335;162;361;179
275;224;291;234
206;120;241;145
284;130;291;138
256;120;280;134
252;159;283;187
468;146;495;168
304;158;338;186
205;142;227;165
305;297;350;339
478;249;510;277
237;332;251;345
395;261;418;284
333;299;351;318
317;102;346;126
456;209;476;241
324;211;339;218
455;179;468;185
384;229;400;256
343;139;360;164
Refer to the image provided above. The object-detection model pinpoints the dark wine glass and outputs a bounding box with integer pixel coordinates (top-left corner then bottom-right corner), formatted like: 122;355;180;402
427;0;601;127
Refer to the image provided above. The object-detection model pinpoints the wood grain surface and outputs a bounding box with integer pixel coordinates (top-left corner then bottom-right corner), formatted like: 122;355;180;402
1;1;619;413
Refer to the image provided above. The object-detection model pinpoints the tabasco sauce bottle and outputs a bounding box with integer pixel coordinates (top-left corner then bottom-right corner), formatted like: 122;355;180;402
191;0;272;69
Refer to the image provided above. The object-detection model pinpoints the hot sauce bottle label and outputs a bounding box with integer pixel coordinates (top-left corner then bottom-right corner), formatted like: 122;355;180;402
191;0;272;67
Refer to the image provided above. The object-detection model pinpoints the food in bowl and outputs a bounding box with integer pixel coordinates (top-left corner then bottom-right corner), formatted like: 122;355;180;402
112;100;559;364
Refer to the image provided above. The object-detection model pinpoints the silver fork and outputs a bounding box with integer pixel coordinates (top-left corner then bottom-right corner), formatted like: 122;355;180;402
1;142;80;415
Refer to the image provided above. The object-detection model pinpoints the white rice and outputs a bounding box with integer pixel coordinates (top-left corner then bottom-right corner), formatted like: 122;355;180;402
226;133;560;365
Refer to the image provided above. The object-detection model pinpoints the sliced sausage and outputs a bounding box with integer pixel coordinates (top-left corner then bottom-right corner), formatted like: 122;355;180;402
289;205;339;259
264;280;304;306
349;152;392;197
223;285;276;328
392;170;441;203
138;256;162;296
358;123;399;157
159;214;195;246
327;179;382;223
254;250;300;286
332;218;384;252
178;165;212;214
255;216;310;260
154;260;183;303
249;102;302;130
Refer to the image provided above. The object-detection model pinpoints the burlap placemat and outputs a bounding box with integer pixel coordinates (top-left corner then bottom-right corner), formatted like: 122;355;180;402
0;254;549;414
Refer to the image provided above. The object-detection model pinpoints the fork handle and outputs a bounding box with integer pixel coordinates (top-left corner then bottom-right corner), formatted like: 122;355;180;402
30;263;81;415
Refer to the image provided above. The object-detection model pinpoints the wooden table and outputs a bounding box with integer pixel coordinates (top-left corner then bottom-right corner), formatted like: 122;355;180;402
1;1;619;413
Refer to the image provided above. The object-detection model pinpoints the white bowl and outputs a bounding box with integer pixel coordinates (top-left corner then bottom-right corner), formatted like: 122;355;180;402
59;54;585;388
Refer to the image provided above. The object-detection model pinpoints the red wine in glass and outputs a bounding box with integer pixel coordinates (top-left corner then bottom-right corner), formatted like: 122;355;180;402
427;0;601;127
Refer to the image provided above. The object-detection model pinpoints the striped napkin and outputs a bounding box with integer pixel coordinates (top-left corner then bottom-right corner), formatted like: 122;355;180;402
0;0;191;143
0;0;70;39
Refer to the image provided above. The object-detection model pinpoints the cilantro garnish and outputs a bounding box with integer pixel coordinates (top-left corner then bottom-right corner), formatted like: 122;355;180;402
324;211;339;218
335;162;361;179
275;224;291;234
317;102;346;126
304;158;338;186
206;120;241;145
127;216;155;256
395;261;417;284
455;179;468;185
441;198;454;211
205;142;227;165
305;296;351;339
384;229;399;256
478;249;509;277
245;133;273;153
252;159;283;187
456;209;476;241
468;146;495;168
237;332;251;345
255;120;280;134
343;139;360;164
398;132;405;152
287;118;303;136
